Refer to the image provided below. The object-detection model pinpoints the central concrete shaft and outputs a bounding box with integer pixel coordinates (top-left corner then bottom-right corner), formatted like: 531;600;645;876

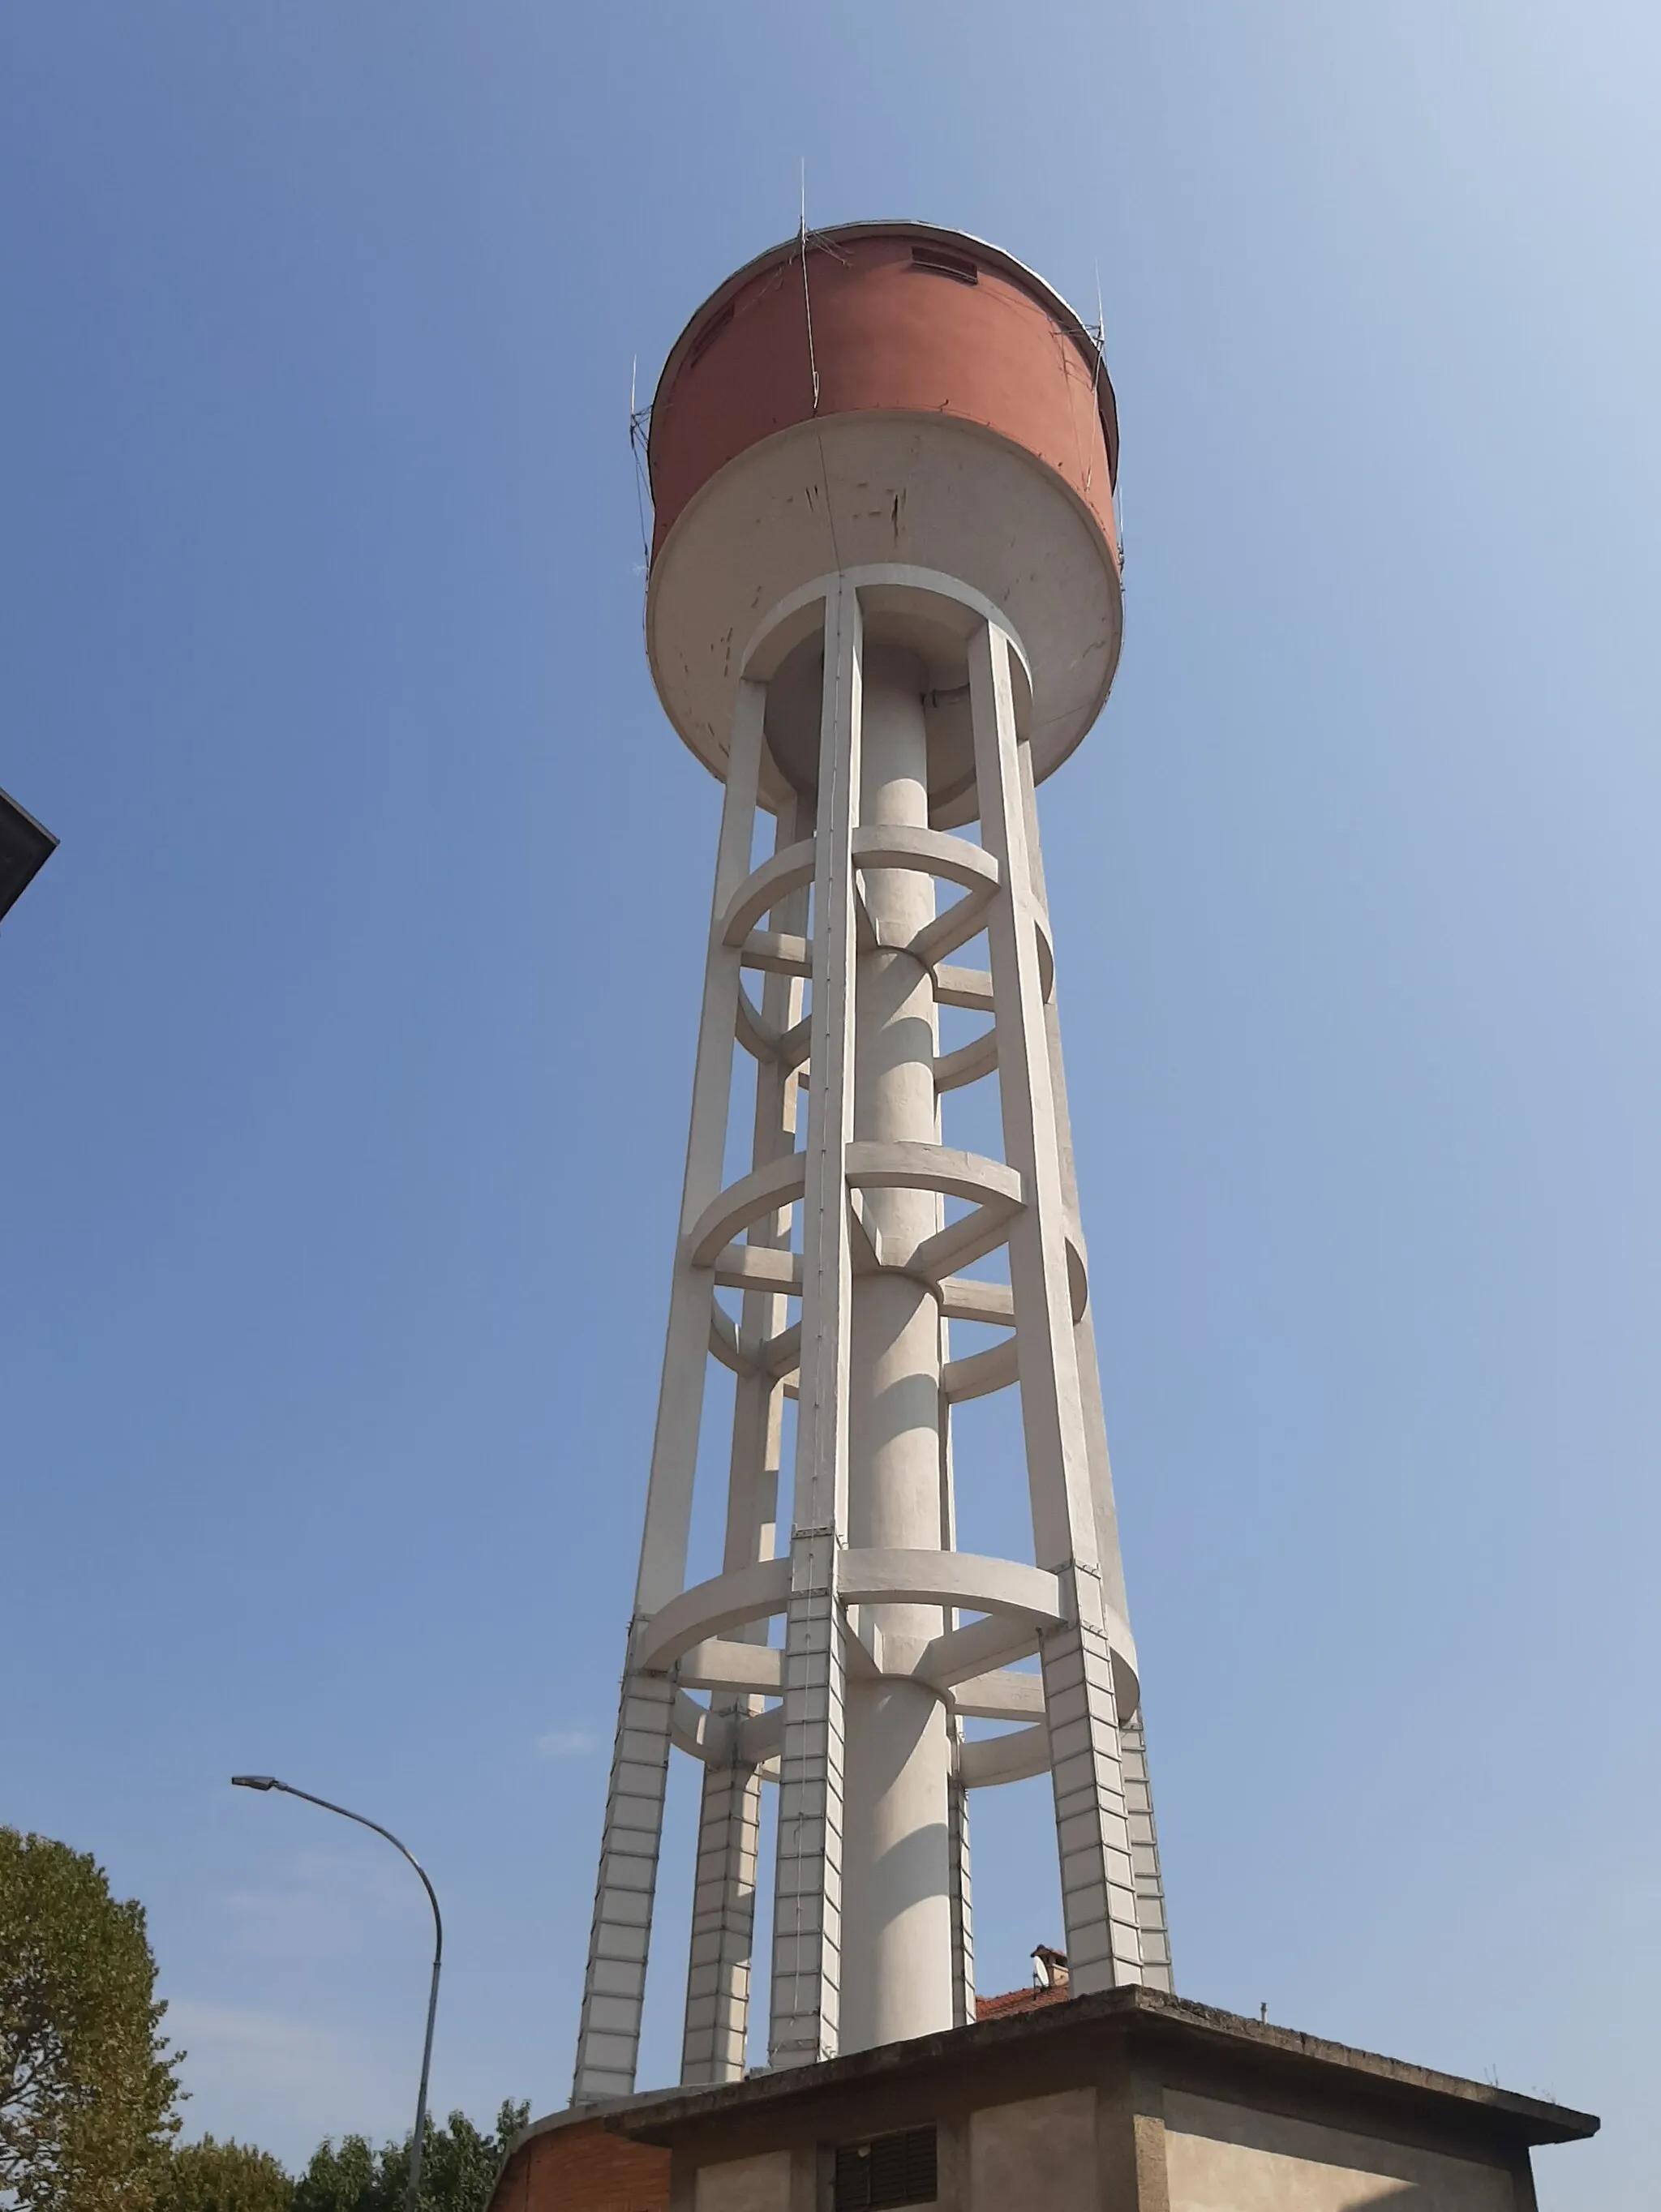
839;646;955;2051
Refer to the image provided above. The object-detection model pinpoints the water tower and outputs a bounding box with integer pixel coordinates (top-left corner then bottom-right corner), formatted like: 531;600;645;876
572;221;1172;2104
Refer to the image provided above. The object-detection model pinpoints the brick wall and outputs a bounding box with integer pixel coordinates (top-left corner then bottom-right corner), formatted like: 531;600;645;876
489;2115;669;2212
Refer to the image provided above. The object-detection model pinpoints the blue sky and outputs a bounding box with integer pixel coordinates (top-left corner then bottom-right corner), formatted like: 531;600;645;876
2;4;1657;2204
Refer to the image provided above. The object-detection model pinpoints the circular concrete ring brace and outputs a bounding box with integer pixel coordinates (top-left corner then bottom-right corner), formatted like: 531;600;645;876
719;840;819;946
634;1547;1075;1680
686;1153;809;1268
634;1558;794;1675
837;1547;1061;1626
844;1139;1025;1284
843;1139;1021;1213
933;1027;998;1094
740;568;1033;704
731;567;1047;826
940;1335;1019;1403
958;1725;1052;1790
849;825;1000;971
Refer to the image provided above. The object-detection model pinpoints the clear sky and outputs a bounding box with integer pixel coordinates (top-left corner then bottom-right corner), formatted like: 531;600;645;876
2;4;1657;2204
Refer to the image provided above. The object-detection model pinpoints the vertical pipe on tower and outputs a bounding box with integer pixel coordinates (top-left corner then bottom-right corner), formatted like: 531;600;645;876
938;1271;975;2027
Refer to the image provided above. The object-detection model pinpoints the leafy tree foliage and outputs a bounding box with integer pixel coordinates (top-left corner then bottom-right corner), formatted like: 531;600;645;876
292;2103;528;2212
0;1827;182;2211
0;1823;521;2212
157;2137;294;2212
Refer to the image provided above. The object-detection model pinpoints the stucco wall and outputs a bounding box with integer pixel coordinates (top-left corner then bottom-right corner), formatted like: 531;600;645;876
1164;2091;1518;2212
692;2150;794;2212
968;2088;1097;2212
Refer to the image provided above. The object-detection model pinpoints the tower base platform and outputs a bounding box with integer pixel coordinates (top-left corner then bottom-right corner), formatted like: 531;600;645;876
491;1989;1595;2212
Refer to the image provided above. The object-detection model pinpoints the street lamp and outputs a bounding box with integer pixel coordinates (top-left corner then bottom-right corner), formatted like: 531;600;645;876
0;785;57;924
232;1777;442;2212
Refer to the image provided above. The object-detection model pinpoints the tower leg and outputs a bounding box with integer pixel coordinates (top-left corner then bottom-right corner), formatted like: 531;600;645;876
1118;1708;1173;1992
681;1755;762;2084
572;684;767;2104
1016;745;1175;1991
681;803;808;2086
970;619;1145;1996
769;583;862;2069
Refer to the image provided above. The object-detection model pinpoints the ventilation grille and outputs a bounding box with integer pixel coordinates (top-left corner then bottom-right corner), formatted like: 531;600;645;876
833;2126;938;2210
910;243;978;285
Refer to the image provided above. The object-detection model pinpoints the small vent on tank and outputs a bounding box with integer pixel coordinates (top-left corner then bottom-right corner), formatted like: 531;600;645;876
686;301;735;367
910;243;978;285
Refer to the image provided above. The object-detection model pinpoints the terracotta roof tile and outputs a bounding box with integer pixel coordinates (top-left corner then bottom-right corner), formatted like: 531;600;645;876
973;1983;1073;2021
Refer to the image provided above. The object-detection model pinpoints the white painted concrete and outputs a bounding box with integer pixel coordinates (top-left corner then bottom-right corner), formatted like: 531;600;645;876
1163;2092;1519;2212
767;578;861;2071
574;561;1171;2102
839;649;955;2053
647;414;1122;819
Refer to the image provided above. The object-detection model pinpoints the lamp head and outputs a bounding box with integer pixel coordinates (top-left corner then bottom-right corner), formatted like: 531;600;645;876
0;786;56;923
231;1775;280;1792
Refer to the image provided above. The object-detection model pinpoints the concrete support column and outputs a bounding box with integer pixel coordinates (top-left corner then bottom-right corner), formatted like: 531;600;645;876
839;647;955;2053
681;1762;762;2085
1116;1712;1172;1991
769;584;861;2069
577;573;1166;2105
681;800;809;2085
1016;744;1174;1993
969;618;1145;1996
572;684;766;2105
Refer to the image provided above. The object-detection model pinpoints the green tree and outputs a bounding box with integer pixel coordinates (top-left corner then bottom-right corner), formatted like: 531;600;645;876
157;2137;293;2212
292;2103;527;2212
0;1827;182;2211
289;2134;375;2212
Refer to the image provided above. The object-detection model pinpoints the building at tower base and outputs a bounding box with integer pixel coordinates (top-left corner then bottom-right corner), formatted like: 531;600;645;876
491;1992;1595;2212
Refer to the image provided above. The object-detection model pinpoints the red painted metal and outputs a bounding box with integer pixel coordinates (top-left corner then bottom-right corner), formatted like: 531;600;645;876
649;226;1118;568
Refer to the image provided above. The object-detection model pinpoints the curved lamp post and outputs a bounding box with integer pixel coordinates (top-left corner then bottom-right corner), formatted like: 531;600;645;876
232;1777;441;2212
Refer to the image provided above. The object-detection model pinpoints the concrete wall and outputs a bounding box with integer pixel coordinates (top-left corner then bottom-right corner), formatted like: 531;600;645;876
517;1995;1584;2212
692;2150;794;2212
1163;2092;1520;2212
664;2086;1525;2212
968;2089;1096;2212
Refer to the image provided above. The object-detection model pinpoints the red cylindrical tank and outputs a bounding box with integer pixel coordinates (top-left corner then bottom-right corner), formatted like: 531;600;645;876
643;223;1124;811
650;227;1118;564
